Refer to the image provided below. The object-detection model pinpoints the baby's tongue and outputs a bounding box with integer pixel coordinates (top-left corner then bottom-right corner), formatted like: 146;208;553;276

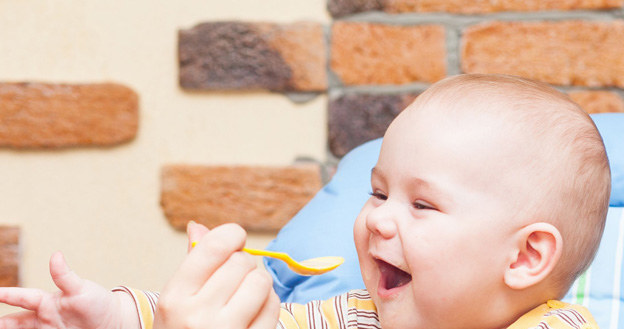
379;260;412;290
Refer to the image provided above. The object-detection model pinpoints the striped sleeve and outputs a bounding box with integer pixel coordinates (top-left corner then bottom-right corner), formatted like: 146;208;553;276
113;287;380;329
112;286;160;329
279;290;380;329
345;290;379;329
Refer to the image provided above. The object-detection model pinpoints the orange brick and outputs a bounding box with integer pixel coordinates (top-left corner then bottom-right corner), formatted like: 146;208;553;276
331;22;446;85
259;22;327;91
0;226;19;287
385;0;623;13
0;83;139;148
160;164;323;232
569;90;624;113
462;21;624;87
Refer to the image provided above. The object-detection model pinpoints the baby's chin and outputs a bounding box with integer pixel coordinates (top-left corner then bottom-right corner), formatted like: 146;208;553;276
375;305;427;329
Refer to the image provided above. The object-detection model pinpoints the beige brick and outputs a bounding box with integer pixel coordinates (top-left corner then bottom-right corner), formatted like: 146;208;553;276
0;83;138;148
462;21;624;87
160;164;323;232
569;90;624;113
331;22;446;85
385;0;623;14
0;226;19;287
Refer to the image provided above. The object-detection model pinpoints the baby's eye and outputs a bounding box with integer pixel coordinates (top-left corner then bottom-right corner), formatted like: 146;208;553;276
369;191;388;201
413;201;434;210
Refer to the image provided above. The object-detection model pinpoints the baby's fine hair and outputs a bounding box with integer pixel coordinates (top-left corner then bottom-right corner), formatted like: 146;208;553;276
414;74;611;294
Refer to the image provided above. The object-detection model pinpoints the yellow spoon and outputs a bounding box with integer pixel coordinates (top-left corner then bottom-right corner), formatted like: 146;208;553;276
242;247;344;276
191;242;344;276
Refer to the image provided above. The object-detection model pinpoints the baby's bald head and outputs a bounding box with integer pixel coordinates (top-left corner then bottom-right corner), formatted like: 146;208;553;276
405;74;611;293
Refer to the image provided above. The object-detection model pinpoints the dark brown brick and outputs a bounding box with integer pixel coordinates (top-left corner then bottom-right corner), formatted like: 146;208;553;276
327;0;383;18
179;21;327;92
569;90;624;113
160;164;323;232
462;21;624;87
328;0;622;16
0;226;19;287
331;22;446;86
0;83;138;149
329;93;418;157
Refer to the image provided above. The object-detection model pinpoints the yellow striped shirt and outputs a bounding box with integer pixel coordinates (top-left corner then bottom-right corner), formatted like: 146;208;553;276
117;287;599;329
278;290;379;329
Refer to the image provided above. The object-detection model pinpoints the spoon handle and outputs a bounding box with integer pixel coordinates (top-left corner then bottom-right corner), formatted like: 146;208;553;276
190;243;295;265
242;248;291;262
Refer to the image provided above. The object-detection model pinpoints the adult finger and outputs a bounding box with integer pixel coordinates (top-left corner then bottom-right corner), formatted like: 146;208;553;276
187;221;210;252
0;287;45;310
49;251;84;295
248;290;281;329
194;251;256;306
0;311;37;329
164;223;247;297
223;268;275;328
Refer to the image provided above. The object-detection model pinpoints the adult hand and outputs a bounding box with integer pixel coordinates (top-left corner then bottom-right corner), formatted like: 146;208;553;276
154;223;280;329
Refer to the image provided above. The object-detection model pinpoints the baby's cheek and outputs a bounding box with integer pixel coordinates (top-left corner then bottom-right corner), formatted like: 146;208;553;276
352;216;369;249
354;214;364;229
352;216;373;268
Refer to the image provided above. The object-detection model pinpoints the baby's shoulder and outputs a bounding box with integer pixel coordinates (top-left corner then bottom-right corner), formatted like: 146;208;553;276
508;300;599;329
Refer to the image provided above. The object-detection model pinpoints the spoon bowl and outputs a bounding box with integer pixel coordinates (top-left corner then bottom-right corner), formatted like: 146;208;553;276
243;248;344;276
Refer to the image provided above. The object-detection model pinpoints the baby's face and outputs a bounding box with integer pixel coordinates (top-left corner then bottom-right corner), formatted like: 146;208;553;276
353;108;534;329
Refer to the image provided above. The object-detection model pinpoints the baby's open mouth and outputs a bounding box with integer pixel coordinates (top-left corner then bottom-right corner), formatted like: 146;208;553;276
376;259;412;291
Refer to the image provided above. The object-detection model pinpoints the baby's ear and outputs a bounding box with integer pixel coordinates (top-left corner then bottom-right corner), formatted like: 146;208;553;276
504;222;563;290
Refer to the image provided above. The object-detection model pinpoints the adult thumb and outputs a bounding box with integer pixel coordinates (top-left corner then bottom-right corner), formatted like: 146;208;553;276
187;220;210;252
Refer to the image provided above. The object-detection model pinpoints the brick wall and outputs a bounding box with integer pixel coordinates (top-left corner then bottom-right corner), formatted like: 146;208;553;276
165;2;624;231
1;0;624;287
177;1;624;157
166;1;624;234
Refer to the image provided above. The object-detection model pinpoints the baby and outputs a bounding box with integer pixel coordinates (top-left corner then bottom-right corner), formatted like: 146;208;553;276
0;74;610;329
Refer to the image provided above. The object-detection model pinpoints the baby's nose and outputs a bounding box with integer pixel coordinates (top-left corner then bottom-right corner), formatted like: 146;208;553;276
366;202;399;239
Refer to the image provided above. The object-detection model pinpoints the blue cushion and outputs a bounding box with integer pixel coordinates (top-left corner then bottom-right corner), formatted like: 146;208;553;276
592;113;624;207
264;113;624;328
